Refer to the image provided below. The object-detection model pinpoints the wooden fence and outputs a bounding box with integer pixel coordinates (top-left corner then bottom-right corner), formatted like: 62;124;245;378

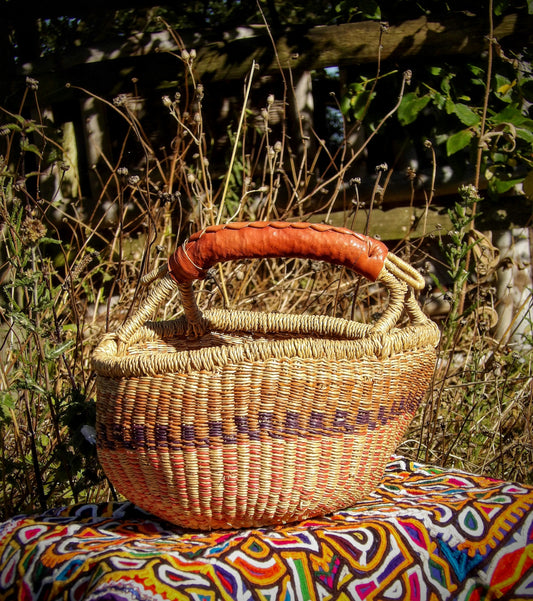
2;13;529;233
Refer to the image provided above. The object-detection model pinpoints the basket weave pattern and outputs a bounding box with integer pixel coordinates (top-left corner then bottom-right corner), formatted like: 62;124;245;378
93;222;440;530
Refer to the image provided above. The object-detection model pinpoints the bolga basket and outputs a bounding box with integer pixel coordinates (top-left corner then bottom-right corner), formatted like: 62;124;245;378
93;221;440;530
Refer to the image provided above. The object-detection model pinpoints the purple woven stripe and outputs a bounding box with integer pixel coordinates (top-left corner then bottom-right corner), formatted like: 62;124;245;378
209;421;222;437
98;391;419;451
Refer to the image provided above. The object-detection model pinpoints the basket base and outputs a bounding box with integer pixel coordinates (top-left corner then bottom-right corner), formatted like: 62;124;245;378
98;423;409;530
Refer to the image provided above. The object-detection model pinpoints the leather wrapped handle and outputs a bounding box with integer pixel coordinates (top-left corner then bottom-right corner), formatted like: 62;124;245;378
112;221;428;345
168;222;389;283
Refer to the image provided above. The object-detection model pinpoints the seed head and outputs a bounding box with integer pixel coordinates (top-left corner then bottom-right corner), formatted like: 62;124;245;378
113;94;128;107
20;216;46;246
25;77;39;91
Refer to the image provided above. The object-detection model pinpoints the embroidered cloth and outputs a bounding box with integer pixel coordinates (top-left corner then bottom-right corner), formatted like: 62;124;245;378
1;457;532;600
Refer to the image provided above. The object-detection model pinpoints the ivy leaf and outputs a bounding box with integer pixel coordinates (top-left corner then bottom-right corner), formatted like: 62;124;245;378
446;130;473;156
452;103;480;127
398;92;430;125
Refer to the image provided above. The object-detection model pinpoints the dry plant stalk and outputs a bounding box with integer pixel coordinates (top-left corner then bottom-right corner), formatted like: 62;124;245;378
0;19;531;520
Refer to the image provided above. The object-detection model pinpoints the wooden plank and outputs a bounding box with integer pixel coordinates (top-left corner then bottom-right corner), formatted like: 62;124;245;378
309;196;532;241
309;206;453;240
19;13;530;100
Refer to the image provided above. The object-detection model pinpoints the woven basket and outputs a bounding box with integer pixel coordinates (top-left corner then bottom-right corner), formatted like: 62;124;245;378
93;221;440;530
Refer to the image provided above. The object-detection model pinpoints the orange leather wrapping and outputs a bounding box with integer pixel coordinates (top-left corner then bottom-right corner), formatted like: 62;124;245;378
168;221;388;283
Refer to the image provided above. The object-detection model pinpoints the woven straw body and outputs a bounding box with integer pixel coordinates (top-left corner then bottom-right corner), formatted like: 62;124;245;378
93;222;440;530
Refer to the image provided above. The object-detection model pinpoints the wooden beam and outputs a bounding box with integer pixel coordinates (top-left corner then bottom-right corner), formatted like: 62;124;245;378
310;196;532;241
310;206;452;241
19;13;530;101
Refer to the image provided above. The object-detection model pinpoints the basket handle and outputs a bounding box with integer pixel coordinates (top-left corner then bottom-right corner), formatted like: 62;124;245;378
168;221;389;284
116;222;427;344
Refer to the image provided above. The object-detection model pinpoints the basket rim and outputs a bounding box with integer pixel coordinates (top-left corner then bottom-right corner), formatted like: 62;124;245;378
92;308;440;379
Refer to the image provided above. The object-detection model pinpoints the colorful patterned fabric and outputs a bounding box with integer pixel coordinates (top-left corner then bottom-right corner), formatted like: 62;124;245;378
1;457;532;600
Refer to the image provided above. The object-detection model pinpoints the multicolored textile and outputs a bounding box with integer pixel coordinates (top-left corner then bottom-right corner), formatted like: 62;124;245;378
1;457;532;600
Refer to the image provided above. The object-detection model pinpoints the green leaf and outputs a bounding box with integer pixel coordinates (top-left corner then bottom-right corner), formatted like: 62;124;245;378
446;130;473;156
40;237;62;246
0;392;16;419
492;106;526;127
349;90;375;121
11;312;38;333
440;76;452;96
494;0;509;16
431;91;446;110
398;92;430;125
358;0;381;19
494;74;516;102
516;127;533;144
340;95;351;115
490;152;508;164
467;63;486;87
445;99;455;115
492;176;523;194
452;103;480;127
45;340;74;361
1;123;23;133
469;64;485;77
20;140;43;159
15;374;48;396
